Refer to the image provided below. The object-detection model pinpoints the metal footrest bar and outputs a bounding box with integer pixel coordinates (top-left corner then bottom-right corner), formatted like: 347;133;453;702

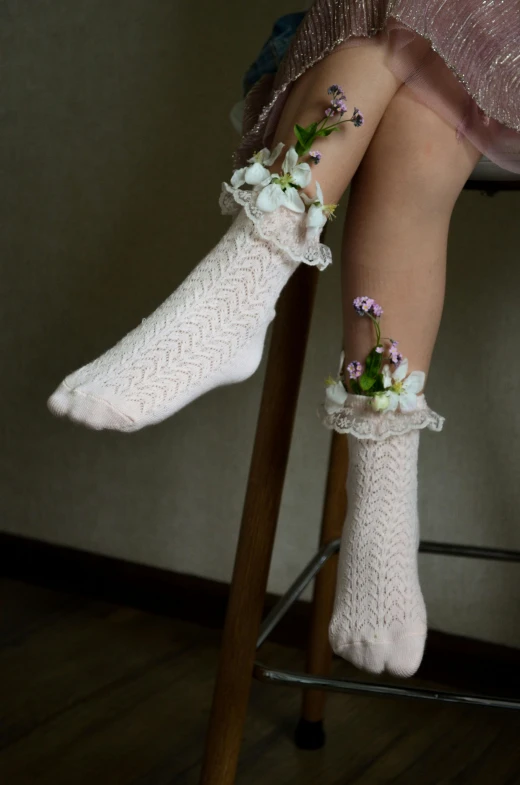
257;540;339;649
419;541;520;562
257;539;520;650
253;663;520;711
254;537;520;711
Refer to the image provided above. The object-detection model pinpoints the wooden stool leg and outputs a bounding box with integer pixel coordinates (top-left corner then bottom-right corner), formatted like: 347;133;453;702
199;263;319;785
295;429;349;750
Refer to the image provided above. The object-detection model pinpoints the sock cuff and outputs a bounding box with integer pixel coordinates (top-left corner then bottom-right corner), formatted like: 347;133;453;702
219;183;332;271
319;392;445;441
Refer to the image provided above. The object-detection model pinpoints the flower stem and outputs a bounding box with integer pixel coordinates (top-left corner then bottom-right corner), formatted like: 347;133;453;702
324;117;355;131
316;114;354;137
317;117;329;132
368;313;381;346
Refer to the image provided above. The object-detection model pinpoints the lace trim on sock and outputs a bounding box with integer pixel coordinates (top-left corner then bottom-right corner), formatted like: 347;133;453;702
319;393;445;440
219;183;333;271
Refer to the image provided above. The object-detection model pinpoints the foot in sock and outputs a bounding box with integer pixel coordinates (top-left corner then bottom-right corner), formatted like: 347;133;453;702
322;393;444;677
48;187;331;432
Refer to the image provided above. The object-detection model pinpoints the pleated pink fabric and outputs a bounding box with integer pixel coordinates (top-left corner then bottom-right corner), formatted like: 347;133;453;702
236;0;520;173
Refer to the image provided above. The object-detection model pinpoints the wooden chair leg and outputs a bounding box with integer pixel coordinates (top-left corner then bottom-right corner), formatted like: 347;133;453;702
295;429;349;750
199;263;319;785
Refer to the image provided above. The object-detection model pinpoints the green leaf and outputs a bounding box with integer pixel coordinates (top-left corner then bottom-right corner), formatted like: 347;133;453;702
371;374;385;394
359;373;376;392
364;350;377;375
350;380;361;396
365;347;384;378
293;124;309;147
315;127;339;138
294;122;326;158
365;354;376;375
295;122;322;147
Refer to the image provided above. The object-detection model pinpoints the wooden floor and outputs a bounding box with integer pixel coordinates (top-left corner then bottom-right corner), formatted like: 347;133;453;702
1;579;519;785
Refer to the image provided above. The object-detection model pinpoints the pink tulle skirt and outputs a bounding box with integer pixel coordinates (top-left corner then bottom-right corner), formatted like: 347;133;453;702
236;0;520;174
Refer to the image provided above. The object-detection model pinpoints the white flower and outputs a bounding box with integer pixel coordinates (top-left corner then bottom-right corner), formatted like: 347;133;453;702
255;147;311;214
256;182;306;213
281;146;313;187
381;359;425;412
324;379;348;414
301;182;337;238
230;143;285;188
371;393;391;412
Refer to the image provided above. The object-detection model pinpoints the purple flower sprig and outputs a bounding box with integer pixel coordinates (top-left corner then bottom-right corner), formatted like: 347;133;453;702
353;296;384;349
325;85;348;116
347;360;363;380
349;295;386;395
389;340;403;367
352;108;364;127
353;296;383;319
293;85;364;162
348;297;406;397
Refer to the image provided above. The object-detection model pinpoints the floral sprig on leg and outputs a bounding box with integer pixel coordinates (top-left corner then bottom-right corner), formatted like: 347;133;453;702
323;296;426;415
351;108;364;127
227;85;364;240
293;85;365;160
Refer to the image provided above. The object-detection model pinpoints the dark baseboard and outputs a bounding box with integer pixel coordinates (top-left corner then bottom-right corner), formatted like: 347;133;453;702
1;531;518;697
0;532;308;644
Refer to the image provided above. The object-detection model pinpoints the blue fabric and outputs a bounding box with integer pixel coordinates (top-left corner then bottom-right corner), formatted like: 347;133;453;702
242;12;306;97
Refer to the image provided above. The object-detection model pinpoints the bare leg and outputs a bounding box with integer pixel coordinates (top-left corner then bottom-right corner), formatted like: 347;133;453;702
329;86;481;677
342;85;481;375
271;43;402;201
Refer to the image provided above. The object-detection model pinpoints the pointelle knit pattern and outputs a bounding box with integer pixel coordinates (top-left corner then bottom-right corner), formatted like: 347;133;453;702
48;187;331;431
323;393;444;677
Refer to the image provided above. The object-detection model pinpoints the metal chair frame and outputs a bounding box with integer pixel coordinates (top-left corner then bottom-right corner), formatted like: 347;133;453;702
254;539;520;712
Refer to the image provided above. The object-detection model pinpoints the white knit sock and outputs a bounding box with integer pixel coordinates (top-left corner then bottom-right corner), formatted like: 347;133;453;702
48;188;330;431
320;392;444;678
329;430;427;677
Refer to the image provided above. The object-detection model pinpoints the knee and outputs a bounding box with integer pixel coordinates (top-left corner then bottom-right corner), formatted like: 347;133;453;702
393;139;464;215
364;88;480;215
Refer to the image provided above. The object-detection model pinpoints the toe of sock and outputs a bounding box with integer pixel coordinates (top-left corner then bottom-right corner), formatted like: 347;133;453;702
48;383;134;431
385;633;426;678
330;636;386;674
330;627;426;678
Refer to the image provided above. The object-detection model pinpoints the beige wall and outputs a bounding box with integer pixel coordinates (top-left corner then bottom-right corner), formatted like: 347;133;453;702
1;0;519;647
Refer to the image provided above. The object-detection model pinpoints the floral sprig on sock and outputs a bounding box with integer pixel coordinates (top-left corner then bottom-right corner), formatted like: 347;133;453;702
347;360;363;379
325;296;426;414
228;85;363;240
301;183;338;237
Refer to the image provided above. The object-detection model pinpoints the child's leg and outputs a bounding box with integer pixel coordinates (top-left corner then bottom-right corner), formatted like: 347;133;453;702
329;86;481;677
271;44;402;202
341;85;481;376
49;45;401;432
